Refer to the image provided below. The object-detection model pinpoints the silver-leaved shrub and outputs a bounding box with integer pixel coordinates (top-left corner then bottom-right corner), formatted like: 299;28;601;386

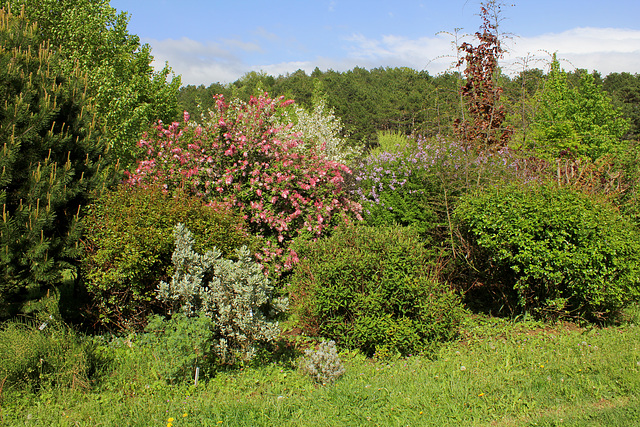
158;223;287;365
298;340;345;384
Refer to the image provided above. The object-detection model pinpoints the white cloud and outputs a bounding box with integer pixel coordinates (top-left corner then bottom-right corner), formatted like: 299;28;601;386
145;37;251;85
344;27;640;77
146;27;640;86
503;28;640;75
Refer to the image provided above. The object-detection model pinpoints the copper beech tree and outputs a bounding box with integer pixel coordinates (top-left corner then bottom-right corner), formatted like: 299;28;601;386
455;1;512;152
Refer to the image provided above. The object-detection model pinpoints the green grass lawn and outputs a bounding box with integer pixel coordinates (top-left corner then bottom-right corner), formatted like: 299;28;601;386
2;308;639;427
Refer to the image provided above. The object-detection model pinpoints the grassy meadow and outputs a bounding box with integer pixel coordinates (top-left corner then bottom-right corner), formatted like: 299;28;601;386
2;306;638;427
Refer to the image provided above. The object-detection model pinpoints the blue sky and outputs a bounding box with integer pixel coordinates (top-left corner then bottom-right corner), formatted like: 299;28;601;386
109;0;640;86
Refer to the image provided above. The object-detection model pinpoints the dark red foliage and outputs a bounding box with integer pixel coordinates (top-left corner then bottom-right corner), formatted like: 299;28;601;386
455;3;512;152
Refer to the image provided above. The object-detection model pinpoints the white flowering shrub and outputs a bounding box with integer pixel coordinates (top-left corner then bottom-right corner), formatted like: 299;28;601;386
298;340;346;384
281;98;362;164
158;223;287;364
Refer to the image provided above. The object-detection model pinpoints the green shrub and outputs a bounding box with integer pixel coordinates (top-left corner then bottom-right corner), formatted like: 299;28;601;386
454;183;640;321
138;313;216;384
88;314;216;387
81;185;258;330
289;224;464;357
369;130;415;157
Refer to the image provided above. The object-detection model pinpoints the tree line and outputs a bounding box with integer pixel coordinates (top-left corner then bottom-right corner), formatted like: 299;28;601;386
178;66;640;150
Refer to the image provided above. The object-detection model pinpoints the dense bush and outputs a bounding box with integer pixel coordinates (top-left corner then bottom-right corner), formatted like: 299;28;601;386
454;183;640;321
81;185;257;330
289;223;464;357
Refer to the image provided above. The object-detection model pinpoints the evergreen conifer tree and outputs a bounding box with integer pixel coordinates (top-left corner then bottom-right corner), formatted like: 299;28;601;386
0;8;117;315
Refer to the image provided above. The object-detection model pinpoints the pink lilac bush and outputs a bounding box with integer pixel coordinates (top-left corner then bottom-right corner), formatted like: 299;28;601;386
126;93;362;274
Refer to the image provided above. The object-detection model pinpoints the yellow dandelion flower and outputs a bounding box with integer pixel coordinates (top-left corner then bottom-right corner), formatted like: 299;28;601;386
168;418;175;423
183;413;188;417
478;393;485;397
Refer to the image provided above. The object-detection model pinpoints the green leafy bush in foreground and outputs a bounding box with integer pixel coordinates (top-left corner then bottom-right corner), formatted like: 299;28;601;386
139;313;217;383
454;183;640;321
81;185;257;330
289;224;464;357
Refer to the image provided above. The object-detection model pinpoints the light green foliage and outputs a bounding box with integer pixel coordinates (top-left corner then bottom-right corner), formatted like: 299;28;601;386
139;313;216;383
1;0;181;165
290;223;464;357
0;314;92;396
298;340;345;384
454;183;640;321
5;312;640;425
531;57;629;160
158;223;286;365
368;130;415;157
